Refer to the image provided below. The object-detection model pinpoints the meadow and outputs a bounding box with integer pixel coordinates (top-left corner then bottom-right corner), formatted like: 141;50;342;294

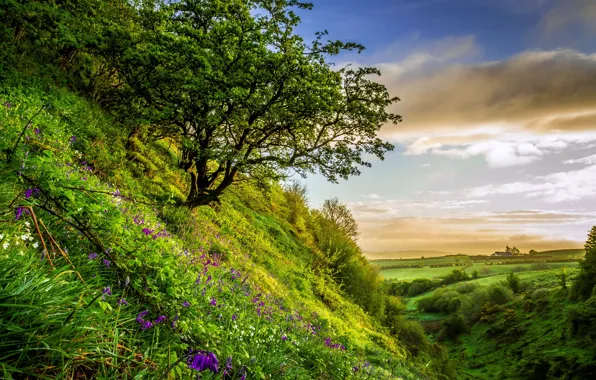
379;261;579;281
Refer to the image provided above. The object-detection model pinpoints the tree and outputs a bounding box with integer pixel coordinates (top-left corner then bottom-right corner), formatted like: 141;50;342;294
283;180;308;226
109;0;400;207
571;226;596;300
319;197;358;240
529;249;538;255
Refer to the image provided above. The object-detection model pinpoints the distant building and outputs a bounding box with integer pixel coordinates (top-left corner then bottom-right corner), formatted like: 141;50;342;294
492;251;512;257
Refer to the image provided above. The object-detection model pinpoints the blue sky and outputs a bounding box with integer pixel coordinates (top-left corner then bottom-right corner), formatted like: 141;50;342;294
288;0;596;256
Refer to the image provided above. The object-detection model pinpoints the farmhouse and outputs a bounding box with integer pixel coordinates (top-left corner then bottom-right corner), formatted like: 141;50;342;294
492;251;512;257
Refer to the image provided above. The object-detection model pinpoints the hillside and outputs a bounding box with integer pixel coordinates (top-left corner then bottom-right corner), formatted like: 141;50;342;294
0;62;449;379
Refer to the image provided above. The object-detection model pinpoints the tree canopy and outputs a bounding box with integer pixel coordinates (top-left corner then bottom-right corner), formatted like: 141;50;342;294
106;0;400;207
319;197;359;240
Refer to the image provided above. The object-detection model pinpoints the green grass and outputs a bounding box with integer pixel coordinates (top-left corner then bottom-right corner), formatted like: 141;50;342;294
0;71;441;379
404;268;579;311
532;249;585;257
381;261;579;281
372;255;471;268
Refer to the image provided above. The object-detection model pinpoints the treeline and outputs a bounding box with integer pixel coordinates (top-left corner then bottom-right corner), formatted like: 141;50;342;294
280;187;452;369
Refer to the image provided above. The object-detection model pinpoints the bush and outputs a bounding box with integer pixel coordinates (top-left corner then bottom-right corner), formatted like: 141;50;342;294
505;272;522;294
441;269;470;285
438;314;468;341
393;318;428;357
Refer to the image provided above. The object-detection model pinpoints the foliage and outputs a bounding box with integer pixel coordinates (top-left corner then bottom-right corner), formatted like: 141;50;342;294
319;197;359;241
0;69;444;378
571;226;596;300
97;0;400;207
505;271;523;294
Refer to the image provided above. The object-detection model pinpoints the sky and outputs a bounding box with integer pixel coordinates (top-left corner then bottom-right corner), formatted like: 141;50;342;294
292;0;596;257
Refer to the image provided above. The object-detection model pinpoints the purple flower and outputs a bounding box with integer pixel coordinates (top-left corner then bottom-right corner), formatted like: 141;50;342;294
281;334;288;341
239;366;246;380
103;259;110;268
88;252;98;260
232;314;237;321
154;315;166;324
140;320;153;330
24;188;37;199
3;102;11;108
136;310;149;323
102;286;112;296
117;298;128;306
172;314;179;329
142;228;153;236
210;298;217;307
34;127;41;135
224;356;233;376
183;301;191;307
15;207;29;221
69;135;77;143
187;351;219;373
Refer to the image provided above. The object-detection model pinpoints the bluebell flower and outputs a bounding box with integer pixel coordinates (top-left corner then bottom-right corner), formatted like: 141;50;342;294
187;350;219;373
88;252;98;260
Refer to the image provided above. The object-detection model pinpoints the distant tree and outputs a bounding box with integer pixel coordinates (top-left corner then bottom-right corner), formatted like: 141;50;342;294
472;270;479;279
283;180;308;226
571;226;596;300
319;197;358;240
560;266;567;290
108;0;400;207
506;271;521;294
529;249;538;255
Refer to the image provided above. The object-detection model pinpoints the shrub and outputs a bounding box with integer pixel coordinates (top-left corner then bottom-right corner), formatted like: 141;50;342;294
505;272;522;294
393;318;428;357
441;269;470;285
438;314;468;341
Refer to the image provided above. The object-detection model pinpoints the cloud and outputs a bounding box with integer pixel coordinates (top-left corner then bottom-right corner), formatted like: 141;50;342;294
538;0;596;42
374;48;596;165
358;215;583;254
386;49;596;135
564;153;596;165
468;164;596;202
420;163;431;168
361;193;382;199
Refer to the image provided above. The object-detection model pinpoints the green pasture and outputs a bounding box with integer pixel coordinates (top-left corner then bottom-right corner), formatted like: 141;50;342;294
405;267;580;311
381;261;579;281
372;255;471;268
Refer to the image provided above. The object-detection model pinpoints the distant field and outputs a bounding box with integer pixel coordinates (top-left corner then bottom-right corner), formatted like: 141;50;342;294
380;261;579;281
405;267;580;311
532;249;585;257
372;255;471;268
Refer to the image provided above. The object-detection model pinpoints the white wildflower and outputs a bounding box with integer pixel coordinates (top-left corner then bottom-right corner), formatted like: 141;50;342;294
32;242;39;249
2;241;9;250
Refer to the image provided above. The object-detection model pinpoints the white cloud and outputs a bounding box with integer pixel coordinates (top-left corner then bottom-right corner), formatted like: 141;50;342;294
361;193;382;199
564;153;596;165
468;164;596;202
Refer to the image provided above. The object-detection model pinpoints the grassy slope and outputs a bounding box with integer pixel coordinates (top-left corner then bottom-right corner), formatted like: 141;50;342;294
401;268;596;379
0;74;439;378
451;289;595;379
